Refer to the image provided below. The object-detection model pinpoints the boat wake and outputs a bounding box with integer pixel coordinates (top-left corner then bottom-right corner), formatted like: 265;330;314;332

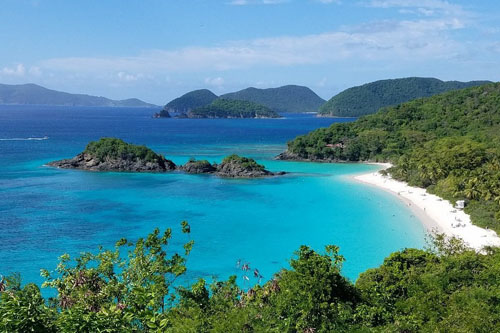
0;136;49;141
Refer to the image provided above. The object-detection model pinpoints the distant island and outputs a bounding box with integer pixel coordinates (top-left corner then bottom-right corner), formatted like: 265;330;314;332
49;138;283;177
0;83;156;108
220;85;325;113
159;89;218;115
185;99;281;119
280;82;500;233
318;77;491;117
155;85;325;118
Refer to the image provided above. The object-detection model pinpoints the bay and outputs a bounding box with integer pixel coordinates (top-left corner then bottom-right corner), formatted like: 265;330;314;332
0;105;425;288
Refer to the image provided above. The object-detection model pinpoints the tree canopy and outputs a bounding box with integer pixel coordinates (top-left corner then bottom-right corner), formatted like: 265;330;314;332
164;89;218;113
220;85;325;113
84;138;164;163
2;227;500;332
188;99;281;118
319;77;491;117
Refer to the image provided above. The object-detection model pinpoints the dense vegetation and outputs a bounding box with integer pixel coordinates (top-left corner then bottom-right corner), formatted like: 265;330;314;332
84;138;165;163
319;77;490;117
286;83;500;231
164;89;218;113
0;83;155;107
220;85;325;113
188;99;281;118
221;154;266;171
2;226;500;332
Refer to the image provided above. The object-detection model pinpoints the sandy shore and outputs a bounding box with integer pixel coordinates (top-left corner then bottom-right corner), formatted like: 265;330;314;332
353;164;500;251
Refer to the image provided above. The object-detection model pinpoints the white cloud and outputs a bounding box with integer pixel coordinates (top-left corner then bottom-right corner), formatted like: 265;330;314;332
2;64;26;76
29;66;42;76
365;0;467;17
317;77;327;87
204;77;225;87
315;0;341;3
39;16;466;77
117;71;142;82
228;0;288;5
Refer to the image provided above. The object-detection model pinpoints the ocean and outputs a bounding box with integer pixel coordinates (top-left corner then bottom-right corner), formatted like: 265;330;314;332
0;105;425;289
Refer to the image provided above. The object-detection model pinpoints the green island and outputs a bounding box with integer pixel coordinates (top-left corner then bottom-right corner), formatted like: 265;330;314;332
182;155;283;177
187;99;281;118
163;89;218;114
220;85;326;113
2;224;500;332
281;83;500;232
318;77;490;117
48;138;177;172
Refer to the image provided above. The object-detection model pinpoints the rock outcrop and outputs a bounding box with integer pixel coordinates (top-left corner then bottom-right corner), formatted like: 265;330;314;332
214;155;285;178
180;159;217;174
48;138;176;172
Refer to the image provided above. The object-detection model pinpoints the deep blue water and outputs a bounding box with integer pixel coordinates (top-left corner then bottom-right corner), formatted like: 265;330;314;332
0;105;425;289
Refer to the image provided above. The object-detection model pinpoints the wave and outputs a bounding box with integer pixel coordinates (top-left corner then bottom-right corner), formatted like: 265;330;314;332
0;136;49;141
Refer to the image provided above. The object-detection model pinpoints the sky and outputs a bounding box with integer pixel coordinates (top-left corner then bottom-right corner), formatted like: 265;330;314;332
1;0;500;105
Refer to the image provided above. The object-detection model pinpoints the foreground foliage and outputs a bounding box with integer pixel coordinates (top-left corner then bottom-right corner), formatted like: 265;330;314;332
2;227;500;332
288;83;500;231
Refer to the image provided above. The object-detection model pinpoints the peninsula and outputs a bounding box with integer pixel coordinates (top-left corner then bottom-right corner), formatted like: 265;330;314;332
280;82;500;240
318;77;490;117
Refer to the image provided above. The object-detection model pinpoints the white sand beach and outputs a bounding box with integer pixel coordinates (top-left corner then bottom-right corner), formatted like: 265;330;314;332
354;164;500;251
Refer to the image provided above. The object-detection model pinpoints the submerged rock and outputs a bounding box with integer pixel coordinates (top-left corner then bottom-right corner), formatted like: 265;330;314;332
48;138;176;172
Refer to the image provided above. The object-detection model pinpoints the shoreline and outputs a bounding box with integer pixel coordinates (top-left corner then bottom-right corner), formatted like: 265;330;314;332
352;164;500;251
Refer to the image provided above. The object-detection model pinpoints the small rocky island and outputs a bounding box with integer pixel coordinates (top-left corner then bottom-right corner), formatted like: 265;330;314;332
215;154;284;177
48;138;176;172
49;138;284;177
181;155;285;177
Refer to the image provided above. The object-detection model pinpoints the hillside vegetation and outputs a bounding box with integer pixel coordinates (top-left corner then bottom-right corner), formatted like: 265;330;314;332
188;99;281;118
84;138;164;163
0;83;155;107
2;226;500;332
319;77;490;117
164;89;218;113
220;85;325;113
285;83;500;231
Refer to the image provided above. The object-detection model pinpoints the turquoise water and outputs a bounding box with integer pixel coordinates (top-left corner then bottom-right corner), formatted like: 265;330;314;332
0;106;425;288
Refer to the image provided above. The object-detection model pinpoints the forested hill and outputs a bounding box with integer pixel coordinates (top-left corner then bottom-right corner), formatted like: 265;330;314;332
164;89;218;113
220;85;325;113
282;83;500;232
187;99;281;118
319;77;491;117
0;83;156;107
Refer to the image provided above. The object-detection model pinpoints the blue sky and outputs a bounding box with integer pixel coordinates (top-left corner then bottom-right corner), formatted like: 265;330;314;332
1;0;500;104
